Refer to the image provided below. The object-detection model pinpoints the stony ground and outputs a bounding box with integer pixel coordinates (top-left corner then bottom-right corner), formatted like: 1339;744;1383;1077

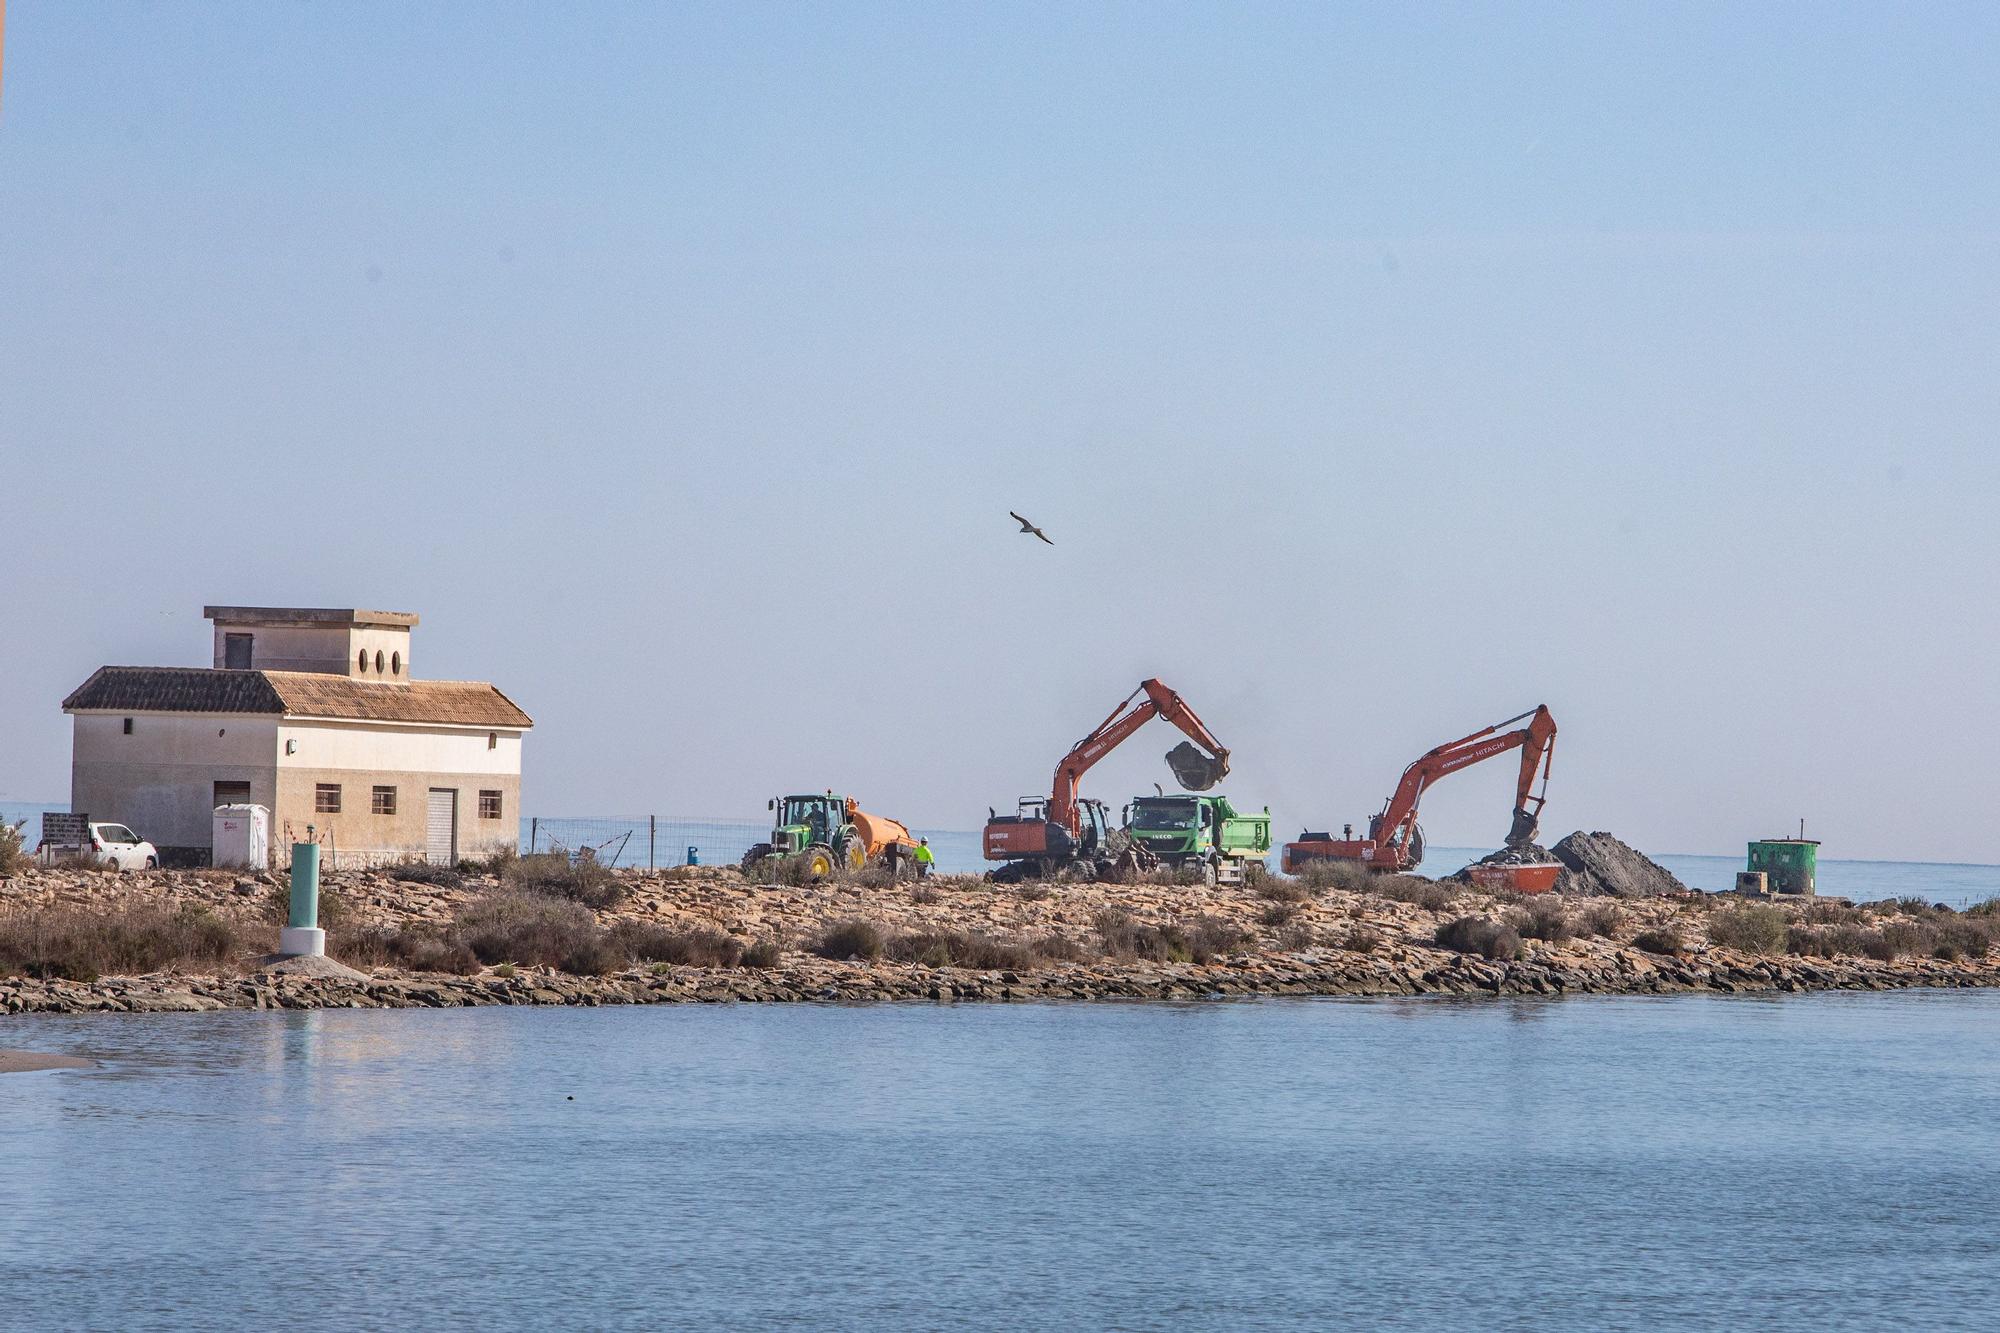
1;861;1996;1016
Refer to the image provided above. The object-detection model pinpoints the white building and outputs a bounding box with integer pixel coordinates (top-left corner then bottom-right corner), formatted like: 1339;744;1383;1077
62;606;532;866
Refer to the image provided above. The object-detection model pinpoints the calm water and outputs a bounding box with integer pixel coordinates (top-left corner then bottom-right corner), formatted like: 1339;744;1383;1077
5;994;2000;1330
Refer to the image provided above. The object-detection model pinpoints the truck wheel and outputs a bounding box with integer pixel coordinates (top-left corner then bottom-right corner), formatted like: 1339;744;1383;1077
145;857;159;871
800;844;838;880
1193;859;1217;888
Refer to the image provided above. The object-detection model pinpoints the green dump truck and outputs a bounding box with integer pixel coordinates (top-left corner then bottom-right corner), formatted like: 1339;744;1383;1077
1123;794;1272;887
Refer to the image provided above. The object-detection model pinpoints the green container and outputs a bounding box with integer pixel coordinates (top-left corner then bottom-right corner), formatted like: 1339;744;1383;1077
1748;839;1819;896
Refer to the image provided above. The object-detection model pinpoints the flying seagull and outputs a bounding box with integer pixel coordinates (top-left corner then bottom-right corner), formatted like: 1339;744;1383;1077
1010;511;1054;545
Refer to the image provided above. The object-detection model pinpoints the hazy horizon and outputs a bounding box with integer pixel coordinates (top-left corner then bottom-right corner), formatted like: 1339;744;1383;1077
4;4;1997;861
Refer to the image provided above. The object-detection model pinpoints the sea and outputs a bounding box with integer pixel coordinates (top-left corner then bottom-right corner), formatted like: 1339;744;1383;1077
9;800;1999;908
5;993;2000;1330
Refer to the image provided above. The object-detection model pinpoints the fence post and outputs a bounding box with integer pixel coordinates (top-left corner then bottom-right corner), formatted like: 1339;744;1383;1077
649;815;656;871
530;817;538;854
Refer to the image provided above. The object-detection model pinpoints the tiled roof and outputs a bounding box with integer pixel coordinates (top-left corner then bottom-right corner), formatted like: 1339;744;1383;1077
63;667;287;715
264;672;533;728
63;667;532;729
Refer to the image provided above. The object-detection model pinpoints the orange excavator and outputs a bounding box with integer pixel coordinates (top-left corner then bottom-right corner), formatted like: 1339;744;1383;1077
1282;705;1558;889
984;679;1230;882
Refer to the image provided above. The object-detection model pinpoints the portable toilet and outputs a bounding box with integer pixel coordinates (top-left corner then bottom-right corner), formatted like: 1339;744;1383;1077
212;803;271;869
1747;837;1819;896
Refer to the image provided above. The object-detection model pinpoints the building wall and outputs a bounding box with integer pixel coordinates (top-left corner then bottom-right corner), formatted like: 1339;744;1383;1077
69;712;524;865
273;768;521;865
70;712;280;850
209;623;413;678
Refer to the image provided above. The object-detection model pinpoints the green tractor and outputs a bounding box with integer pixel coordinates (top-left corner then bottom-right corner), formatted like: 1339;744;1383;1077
740;792;920;881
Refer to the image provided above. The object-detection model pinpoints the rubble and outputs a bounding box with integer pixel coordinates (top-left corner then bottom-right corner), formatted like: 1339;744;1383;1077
1550;831;1690;898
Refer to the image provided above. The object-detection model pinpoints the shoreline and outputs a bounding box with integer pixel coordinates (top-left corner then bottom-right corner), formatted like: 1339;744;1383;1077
5;857;1998;1019
4;948;1997;1018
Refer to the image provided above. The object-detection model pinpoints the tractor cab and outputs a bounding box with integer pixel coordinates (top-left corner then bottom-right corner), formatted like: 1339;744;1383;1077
767;792;848;855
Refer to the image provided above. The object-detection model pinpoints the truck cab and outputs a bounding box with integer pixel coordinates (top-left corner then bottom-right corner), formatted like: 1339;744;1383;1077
1122;794;1272;885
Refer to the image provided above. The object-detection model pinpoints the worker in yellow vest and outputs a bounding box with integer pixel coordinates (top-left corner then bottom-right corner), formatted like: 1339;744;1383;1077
913;838;935;878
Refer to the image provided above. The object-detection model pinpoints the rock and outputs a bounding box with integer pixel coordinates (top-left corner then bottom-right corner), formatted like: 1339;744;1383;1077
1550;831;1689;898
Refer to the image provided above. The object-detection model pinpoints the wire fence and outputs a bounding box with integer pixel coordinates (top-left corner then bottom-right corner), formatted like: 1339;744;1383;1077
521;816;989;876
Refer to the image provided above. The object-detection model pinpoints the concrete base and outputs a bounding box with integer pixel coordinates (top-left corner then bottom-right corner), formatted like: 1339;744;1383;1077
278;926;326;958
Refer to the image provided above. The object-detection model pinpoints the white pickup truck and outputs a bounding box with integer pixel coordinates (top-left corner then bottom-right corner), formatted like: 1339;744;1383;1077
37;815;160;871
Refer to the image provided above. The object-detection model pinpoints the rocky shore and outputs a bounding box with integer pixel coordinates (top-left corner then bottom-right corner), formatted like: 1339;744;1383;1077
3;855;1997;1018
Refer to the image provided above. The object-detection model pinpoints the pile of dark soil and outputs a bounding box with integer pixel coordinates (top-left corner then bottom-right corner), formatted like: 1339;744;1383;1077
1549;832;1689;898
1470;844;1559;868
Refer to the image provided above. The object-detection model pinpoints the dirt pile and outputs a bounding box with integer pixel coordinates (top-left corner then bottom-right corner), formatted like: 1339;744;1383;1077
1550;832;1688;898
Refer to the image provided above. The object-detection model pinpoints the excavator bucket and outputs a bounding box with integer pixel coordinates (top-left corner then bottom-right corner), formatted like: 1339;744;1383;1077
1165;741;1228;791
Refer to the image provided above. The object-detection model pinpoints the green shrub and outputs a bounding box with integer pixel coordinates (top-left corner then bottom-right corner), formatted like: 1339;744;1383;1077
0;821;27;878
1707;905;1789;955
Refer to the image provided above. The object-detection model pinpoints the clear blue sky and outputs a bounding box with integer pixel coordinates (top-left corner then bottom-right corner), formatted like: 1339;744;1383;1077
3;3;1997;861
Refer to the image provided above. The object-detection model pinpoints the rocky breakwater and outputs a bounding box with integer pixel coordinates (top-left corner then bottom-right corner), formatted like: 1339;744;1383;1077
1;853;1997;1016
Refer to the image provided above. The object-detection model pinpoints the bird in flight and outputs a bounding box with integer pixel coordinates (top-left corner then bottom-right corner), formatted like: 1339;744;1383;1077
1010;511;1054;545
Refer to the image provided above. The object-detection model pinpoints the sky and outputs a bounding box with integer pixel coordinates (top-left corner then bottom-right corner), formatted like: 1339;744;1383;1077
2;2;1997;862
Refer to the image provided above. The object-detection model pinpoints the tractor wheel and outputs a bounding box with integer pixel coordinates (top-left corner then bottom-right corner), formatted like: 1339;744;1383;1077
800;844;838;881
841;837;868;873
740;844;776;878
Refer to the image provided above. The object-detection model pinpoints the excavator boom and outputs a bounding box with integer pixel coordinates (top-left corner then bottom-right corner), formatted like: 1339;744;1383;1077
1282;705;1557;875
1049;679;1228;835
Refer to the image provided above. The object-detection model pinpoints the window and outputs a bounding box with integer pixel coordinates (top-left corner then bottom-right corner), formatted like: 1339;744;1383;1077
214;780;251;809
122;717;133;735
479;790;502;820
224;633;253;669
358;649;369;672
487;732;497;750
391;651;401;675
97;825;139;846
372;785;397;815
315;783;342;813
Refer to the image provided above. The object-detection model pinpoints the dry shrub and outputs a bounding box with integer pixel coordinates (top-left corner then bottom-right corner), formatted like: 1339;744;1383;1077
1578;903;1624;939
1707;905;1789;955
1256;877;1315;903
1015;882;1052;902
1631;928;1685;956
1933;919;1993;962
1433;916;1521;962
1342;925;1382;954
1259;902;1301;928
1092;910;1246;964
264;879;352;929
887;929;1039;971
335;926;480;975
1278;922;1318;951
390;861;465;889
504;853;626;909
909;884;941;906
455;893;621;974
814;919;887;961
0;906;244;982
739;937;783;968
1803;900;1866;926
1509;897;1573;943
1292;858;1373;892
610;922;744;968
1377;876;1456;912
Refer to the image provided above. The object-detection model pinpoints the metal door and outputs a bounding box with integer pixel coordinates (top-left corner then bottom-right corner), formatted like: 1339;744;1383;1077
425;788;458;865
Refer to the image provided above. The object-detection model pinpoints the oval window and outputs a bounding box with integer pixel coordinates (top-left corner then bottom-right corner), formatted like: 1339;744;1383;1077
391;651;402;676
375;650;386;673
358;649;369;672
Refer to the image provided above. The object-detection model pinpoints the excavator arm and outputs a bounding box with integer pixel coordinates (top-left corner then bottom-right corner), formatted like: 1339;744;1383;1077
1048;679;1230;836
1372;706;1557;858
